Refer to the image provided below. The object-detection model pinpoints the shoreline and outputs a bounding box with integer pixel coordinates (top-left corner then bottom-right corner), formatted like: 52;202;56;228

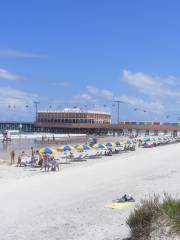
0;135;128;164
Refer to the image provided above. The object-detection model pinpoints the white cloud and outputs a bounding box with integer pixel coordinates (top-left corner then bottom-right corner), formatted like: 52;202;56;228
72;93;92;102
101;89;114;99
0;50;45;58
0;87;39;121
86;85;99;95
0;87;38;109
164;75;177;85
86;85;114;99
0;68;24;80
122;69;180;97
116;95;164;113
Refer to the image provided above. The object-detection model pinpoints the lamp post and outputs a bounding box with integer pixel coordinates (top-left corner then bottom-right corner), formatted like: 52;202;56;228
19;123;22;140
114;100;123;124
34;101;40;122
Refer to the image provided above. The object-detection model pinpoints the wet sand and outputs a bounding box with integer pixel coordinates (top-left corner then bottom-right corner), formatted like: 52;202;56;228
0;143;180;239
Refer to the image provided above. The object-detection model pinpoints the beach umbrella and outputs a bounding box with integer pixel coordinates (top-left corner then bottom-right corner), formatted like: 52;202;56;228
76;144;91;151
93;143;107;149
56;145;75;163
115;140;125;146
115;140;121;145
58;145;75;152
106;142;116;148
126;139;133;145
120;140;126;146
39;147;58;155
143;136;150;141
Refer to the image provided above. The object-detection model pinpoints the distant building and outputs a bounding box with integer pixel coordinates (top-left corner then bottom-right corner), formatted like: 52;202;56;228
1;118;180;137
0;121;33;132
37;108;111;125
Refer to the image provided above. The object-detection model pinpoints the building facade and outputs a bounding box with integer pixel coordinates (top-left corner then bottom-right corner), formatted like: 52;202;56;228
37;108;111;125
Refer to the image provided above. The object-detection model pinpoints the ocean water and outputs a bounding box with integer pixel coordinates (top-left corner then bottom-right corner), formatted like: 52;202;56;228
0;133;87;154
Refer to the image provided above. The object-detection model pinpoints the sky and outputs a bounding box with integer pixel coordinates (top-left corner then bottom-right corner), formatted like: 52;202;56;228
1;0;180;123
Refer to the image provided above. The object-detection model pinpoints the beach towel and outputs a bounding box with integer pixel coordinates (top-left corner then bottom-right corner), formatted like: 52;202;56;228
105;202;133;209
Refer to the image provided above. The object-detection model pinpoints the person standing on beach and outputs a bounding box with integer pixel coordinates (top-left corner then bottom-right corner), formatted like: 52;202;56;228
31;147;36;165
36;150;43;167
31;147;35;158
17;154;21;167
10;150;15;165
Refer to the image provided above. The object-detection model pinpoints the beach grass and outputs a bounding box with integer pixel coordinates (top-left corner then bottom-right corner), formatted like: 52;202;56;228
126;194;180;239
161;193;180;231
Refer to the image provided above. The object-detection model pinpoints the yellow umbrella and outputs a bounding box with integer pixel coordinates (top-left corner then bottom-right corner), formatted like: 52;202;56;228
76;145;91;151
121;141;126;146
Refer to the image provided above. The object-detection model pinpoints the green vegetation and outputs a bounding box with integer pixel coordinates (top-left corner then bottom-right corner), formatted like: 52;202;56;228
126;194;180;239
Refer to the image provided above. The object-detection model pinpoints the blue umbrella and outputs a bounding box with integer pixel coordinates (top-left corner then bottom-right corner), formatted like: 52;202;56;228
40;147;58;155
115;141;121;146
58;145;75;151
106;142;115;148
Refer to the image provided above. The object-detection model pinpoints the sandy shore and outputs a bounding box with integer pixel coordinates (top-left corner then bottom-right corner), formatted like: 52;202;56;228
0;143;180;240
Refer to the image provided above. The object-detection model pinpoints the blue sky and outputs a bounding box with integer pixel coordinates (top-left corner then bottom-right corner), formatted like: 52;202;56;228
0;0;180;122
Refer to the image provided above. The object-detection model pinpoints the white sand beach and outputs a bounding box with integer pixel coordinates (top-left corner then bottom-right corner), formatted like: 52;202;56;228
0;143;180;240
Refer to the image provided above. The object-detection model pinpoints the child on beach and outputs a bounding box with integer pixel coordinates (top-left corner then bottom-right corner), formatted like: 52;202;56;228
10;150;15;165
16;151;26;167
37;150;43;166
17;155;21;167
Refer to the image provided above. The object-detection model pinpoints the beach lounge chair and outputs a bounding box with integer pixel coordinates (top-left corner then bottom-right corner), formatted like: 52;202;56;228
86;152;98;159
71;153;88;161
87;151;103;159
20;156;31;167
96;151;103;158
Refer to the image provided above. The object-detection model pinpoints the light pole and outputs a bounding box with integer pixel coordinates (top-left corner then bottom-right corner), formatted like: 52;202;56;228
34;101;40;122
114;100;123;124
19;123;22;140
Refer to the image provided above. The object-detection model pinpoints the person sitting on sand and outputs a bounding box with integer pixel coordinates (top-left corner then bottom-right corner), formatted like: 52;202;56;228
122;194;135;202
115;146;120;153
50;156;59;171
69;151;74;160
113;194;135;203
